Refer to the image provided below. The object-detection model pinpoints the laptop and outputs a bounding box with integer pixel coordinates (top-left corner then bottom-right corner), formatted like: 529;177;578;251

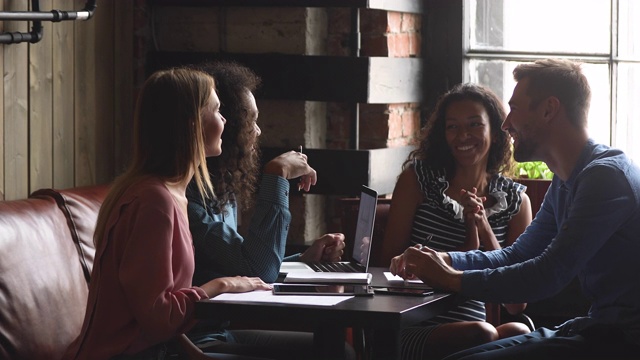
280;185;378;274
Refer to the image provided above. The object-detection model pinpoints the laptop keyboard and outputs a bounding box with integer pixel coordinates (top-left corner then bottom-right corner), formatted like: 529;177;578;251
309;262;360;273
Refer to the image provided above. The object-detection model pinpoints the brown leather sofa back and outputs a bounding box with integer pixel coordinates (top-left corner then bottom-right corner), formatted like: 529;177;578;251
31;185;110;283
0;185;108;360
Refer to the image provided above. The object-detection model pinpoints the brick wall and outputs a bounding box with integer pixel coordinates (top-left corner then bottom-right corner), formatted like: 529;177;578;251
326;9;422;151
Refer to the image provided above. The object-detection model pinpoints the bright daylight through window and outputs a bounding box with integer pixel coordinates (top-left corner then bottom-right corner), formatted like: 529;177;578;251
465;0;640;161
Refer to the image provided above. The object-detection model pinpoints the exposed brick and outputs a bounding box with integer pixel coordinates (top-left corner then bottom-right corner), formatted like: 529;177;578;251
409;32;422;56
402;106;421;137
387;111;403;139
388;32;411;57
387;12;403;34
386;137;413;147
401;13;421;33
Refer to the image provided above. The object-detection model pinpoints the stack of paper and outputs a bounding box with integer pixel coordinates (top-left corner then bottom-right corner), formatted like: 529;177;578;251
211;290;352;306
283;272;372;284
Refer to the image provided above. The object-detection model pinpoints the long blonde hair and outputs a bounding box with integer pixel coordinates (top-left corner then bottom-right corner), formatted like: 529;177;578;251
94;68;215;246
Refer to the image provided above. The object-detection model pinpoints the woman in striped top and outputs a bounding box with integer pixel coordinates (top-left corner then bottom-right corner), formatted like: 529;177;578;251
381;83;533;360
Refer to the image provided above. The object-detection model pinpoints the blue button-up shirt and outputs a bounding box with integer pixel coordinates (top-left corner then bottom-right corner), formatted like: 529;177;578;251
187;174;300;285
450;139;640;345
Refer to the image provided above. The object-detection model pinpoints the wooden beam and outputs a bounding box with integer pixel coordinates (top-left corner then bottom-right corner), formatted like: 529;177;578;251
148;52;422;104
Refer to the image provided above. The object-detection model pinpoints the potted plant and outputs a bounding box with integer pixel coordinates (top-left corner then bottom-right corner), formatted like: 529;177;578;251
513;161;553;215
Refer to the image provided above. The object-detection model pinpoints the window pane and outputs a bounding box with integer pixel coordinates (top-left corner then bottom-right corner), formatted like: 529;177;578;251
614;63;640;161
618;0;640;59
469;0;611;54
468;59;611;145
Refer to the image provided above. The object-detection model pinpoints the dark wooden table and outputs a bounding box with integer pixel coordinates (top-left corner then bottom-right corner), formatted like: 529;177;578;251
196;267;458;359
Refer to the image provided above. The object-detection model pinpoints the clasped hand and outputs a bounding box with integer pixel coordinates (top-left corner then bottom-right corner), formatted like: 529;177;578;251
460;187;487;224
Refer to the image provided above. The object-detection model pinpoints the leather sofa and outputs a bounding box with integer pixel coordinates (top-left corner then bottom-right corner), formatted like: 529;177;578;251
0;184;109;360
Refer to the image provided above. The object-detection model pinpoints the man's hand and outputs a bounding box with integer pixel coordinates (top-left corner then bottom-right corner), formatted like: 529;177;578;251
263;151;318;191
299;233;346;262
390;245;461;292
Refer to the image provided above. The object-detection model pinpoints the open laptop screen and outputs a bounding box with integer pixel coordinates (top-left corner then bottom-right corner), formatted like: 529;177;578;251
350;185;377;270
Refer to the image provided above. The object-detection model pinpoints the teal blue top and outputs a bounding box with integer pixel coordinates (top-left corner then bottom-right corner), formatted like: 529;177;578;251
186;174;300;285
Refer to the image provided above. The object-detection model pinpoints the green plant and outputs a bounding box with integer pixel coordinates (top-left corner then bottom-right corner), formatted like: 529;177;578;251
514;161;553;179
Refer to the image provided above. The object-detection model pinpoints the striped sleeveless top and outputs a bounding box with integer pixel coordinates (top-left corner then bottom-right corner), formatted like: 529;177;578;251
411;160;526;323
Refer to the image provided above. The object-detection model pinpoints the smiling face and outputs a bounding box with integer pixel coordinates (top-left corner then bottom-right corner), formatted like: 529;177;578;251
201;87;226;157
503;78;543;162
444;99;493;168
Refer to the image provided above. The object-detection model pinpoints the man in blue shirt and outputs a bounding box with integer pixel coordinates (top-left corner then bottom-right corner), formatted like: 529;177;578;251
391;58;640;359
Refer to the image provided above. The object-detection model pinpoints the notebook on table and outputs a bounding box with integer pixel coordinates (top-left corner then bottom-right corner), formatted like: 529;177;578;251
280;185;378;279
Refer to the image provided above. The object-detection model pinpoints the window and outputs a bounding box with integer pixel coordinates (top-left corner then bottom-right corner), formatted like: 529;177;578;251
464;0;640;160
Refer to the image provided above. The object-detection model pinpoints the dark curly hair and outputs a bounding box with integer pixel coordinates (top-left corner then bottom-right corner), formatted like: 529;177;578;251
405;83;512;178
192;61;262;212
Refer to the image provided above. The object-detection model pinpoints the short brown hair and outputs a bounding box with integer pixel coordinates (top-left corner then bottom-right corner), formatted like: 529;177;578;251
513;59;591;127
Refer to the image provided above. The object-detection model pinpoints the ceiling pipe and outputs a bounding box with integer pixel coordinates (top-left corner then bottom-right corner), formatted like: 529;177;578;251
0;0;97;44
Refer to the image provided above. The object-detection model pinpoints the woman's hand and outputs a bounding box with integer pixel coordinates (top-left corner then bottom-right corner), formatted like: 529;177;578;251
461;187;487;223
263;151;317;191
300;233;346;262
200;276;272;298
460;188;500;250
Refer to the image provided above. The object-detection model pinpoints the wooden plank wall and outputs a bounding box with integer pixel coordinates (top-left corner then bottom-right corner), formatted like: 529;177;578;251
0;0;133;201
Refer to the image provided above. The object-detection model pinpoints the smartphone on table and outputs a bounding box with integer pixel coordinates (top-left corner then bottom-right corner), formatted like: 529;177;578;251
272;284;374;296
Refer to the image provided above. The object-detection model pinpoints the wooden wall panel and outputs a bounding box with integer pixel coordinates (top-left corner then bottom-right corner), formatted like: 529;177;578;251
3;1;29;200
0;0;134;200
74;1;97;187
92;0;115;185
29;1;54;191
53;0;76;189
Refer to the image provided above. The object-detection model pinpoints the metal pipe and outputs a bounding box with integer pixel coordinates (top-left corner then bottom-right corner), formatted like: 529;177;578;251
0;0;97;21
0;0;97;44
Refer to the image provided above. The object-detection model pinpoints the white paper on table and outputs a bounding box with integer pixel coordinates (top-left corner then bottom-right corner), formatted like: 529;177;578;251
210;290;352;306
384;271;425;284
283;272;372;284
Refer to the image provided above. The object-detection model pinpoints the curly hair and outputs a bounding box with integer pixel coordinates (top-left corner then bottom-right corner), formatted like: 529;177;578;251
192;61;262;212
405;83;513;178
